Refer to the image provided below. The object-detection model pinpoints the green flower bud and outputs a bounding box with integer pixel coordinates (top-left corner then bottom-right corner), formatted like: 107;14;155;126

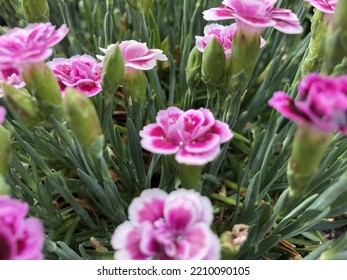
21;0;50;23
2;83;45;125
123;69;147;104
322;0;347;75
186;46;202;88
0;125;12;176
63;88;104;154
101;44;125;95
288;124;332;197
0;175;10;196
221;224;249;259
202;37;225;90
301;10;326;76
22;62;62;119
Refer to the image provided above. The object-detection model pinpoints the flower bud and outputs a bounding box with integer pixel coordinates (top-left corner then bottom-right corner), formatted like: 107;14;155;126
2;83;45;125
0;125;12;176
322;0;347;74
101;44;125;95
21;0;50;23
186;46;202;88
288;124;332;197
63;88;104;154
22;62;62;119
122;69;147;103
221;224;249;259
0;175;10;195
202;37;225;90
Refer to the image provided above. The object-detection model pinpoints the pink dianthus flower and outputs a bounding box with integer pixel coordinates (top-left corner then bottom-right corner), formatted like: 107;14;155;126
0;67;26;97
111;188;220;260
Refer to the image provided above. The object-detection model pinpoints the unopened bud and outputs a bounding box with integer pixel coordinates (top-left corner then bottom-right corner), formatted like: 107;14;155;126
21;0;50;22
22;62;62;119
63;88;104;154
123;69;147;103
186;46;202;88
101;44;125;95
2;83;45;125
221;224;249;259
202;37;225;89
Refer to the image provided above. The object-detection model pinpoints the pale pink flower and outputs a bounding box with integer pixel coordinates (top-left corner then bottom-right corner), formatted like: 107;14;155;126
98;40;167;71
0;22;69;70
269;73;347;134
304;0;336;18
47;54;102;97
140;107;233;166
0;106;6;124
203;0;303;35
0;67;26;97
195;23;266;59
0;196;45;260
111;188;220;260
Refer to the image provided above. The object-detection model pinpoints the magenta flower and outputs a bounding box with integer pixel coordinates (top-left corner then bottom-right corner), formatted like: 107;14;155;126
304;0;336;16
140;107;233;166
0;196;45;260
0;106;6;124
47;55;102;97
0;22;69;70
98;40;167;71
269;73;347;134
111;188;220;260
195;23;266;59
203;0;303;35
0;67;26;97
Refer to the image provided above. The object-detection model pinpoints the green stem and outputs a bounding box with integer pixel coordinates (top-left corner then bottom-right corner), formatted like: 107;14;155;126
177;163;202;190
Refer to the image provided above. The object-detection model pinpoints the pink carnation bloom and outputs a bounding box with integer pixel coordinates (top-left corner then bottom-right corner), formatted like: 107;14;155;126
0;67;26;97
0;22;69;70
0;196;45;260
304;0;336;16
98;40;167;71
195;23;266;59
111;188;220;260
269;73;347;134
0;106;6;124
140;107;233;166
203;0;303;35
47;55;102;97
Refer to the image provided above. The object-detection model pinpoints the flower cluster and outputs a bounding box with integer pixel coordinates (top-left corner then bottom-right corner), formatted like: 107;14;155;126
0;22;68;70
98;40;167;71
111;188;220;260
269;73;347;134
195;23;266;59
203;0;303;35
140;107;233;166
47;55;102;97
0;196;44;260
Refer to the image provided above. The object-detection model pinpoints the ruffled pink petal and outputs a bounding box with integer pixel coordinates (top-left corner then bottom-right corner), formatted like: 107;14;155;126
181;222;212;260
139;123;166;138
140;138;180;154
210;120;234;143
180;109;206;138
175;145;220;166
268;92;310;124
111;222;149;260
128;189;167;225
125;59;157;71
185;133;220;154
156;106;183;129
203;232;221;260
270;9;303;34
0;225;16;260
13;218;44;260
139;221;160;255
304;0;336;14
203;7;235;21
